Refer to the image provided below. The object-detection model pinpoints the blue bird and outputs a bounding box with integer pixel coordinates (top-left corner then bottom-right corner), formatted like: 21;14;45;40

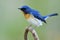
18;6;58;27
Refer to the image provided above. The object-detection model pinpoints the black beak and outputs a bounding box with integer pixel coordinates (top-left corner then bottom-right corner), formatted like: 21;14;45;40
18;8;26;11
18;8;21;10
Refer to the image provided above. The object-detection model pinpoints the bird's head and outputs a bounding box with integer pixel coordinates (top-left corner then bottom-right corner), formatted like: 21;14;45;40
18;5;31;13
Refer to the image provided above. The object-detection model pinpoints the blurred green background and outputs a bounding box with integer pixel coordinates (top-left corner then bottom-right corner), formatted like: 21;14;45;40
0;0;60;40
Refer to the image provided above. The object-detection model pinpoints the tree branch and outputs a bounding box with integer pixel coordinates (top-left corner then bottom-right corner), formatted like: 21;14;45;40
24;26;39;40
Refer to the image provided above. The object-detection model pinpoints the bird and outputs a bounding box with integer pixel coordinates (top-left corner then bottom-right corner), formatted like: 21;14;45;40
18;5;58;27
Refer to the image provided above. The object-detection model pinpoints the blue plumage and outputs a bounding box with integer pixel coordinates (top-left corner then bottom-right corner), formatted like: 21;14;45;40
18;5;58;26
43;13;58;20
30;10;47;23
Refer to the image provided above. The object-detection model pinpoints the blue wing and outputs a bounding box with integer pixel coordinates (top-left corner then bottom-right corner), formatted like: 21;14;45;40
30;9;46;23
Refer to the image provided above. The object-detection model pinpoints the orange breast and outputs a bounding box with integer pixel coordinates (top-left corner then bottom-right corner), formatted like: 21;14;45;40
24;14;31;19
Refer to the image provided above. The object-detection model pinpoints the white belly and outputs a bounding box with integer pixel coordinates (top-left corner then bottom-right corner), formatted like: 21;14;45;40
27;17;43;27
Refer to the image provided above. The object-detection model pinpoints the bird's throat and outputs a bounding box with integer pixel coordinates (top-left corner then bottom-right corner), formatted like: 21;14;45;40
24;13;31;19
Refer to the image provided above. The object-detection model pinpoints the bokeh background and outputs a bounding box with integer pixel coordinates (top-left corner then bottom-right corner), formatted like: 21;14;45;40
0;0;60;40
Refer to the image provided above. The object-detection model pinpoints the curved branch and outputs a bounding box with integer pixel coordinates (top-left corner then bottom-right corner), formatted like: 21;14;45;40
24;26;39;40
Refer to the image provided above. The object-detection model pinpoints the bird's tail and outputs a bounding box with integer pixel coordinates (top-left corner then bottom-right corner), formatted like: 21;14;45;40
43;13;58;20
48;13;58;17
